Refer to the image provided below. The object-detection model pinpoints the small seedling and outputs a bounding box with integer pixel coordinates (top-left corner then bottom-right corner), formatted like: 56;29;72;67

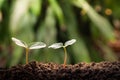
12;37;46;64
48;39;76;68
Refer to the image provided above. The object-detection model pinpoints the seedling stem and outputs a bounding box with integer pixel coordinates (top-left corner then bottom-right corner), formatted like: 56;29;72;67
26;48;29;64
63;46;67;68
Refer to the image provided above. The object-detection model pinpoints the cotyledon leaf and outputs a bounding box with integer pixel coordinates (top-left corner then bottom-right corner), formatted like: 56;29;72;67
12;37;27;48
48;43;63;49
64;39;76;47
29;42;46;49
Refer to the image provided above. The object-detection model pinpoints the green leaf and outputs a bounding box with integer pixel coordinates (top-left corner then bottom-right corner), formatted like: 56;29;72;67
12;37;27;48
29;42;46;49
65;39;76;47
48;43;63;49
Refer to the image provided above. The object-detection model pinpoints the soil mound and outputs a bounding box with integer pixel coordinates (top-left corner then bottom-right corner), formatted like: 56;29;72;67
0;61;120;80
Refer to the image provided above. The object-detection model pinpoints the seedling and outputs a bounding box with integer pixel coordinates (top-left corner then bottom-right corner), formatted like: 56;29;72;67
48;39;76;68
12;37;46;64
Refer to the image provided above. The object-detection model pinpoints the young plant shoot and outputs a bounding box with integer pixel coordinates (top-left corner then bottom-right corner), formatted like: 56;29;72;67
48;39;76;68
12;37;46;64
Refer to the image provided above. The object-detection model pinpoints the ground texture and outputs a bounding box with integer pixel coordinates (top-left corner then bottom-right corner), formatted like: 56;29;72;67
0;61;120;80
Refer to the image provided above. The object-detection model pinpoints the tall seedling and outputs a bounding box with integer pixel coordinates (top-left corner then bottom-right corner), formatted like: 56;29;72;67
49;39;76;67
12;37;46;64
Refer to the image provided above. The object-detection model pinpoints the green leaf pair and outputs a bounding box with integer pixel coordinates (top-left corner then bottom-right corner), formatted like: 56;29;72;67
12;37;46;49
48;39;76;49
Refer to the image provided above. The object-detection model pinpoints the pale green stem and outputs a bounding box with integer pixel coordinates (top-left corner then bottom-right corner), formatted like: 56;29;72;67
63;47;67;68
26;48;29;64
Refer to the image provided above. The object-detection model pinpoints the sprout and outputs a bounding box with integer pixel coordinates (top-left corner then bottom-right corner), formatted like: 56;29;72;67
12;37;46;64
48;39;76;67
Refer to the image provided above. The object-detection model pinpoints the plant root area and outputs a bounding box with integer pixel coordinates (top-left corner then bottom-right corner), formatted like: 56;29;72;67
0;61;120;80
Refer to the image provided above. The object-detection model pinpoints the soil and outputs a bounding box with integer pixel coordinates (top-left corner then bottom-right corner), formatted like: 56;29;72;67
0;61;120;80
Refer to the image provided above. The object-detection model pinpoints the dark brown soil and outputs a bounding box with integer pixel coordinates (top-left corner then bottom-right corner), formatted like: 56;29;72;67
0;61;120;80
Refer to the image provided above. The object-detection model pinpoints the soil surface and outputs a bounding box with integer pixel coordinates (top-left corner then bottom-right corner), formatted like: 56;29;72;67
0;61;120;80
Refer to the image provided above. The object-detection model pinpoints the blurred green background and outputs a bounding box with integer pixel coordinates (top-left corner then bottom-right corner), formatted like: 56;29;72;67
0;0;120;68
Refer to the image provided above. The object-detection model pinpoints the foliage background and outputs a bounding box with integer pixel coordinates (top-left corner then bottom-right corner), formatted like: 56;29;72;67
0;0;120;67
